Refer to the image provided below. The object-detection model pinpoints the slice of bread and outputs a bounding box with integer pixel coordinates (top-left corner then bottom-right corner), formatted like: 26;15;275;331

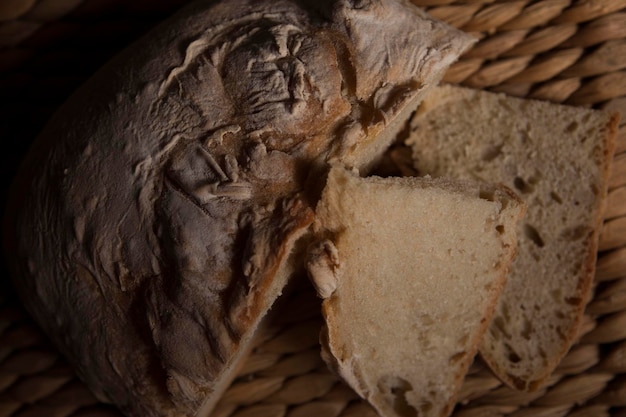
309;166;525;417
406;85;619;391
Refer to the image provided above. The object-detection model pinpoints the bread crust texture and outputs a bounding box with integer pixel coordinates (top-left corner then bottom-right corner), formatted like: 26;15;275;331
4;1;473;416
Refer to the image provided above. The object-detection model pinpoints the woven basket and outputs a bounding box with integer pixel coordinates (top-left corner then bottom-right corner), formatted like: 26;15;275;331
1;0;625;416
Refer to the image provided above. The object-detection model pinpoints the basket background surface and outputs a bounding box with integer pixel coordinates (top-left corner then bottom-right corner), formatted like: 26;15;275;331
0;1;625;416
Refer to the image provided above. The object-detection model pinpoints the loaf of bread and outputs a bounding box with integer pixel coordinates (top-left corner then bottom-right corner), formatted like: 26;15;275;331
310;165;525;417
4;1;473;416
406;85;619;391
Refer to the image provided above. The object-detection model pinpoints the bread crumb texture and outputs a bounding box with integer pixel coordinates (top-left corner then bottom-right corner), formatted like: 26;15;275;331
406;84;618;391
316;166;523;417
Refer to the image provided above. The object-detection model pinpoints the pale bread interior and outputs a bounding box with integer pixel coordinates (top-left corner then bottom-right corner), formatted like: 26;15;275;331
312;166;524;417
406;84;618;390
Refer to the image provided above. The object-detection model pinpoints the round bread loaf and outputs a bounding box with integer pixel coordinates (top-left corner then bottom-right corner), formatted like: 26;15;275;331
4;1;473;416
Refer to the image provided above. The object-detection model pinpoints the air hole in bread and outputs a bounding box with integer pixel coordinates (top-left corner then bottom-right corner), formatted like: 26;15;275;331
565;296;582;306
457;334;469;345
513;177;534;194
521;319;532;341
581;111;594;124
502;303;510;321
508;352;522;364
449;351;466;365
504;343;522;364
560;225;590;241
571;260;583;275
566;121;579;133
478;189;495;202
550;191;563;204
523;224;545;248
488;326;501;341
421;314;435;326
493;316;511;339
496;225;505;234
481;144;503;162
380;376;418;417
420;400;434;415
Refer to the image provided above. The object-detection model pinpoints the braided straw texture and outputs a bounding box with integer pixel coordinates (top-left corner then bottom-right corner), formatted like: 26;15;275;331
1;0;626;416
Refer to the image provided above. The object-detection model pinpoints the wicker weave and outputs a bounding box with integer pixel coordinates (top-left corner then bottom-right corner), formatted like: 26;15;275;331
0;0;625;416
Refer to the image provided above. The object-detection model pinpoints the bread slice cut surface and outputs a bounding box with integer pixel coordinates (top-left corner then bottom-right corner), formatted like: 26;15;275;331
406;84;619;391
310;166;524;417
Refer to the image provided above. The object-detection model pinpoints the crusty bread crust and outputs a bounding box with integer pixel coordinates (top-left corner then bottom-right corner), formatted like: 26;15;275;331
4;2;473;416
